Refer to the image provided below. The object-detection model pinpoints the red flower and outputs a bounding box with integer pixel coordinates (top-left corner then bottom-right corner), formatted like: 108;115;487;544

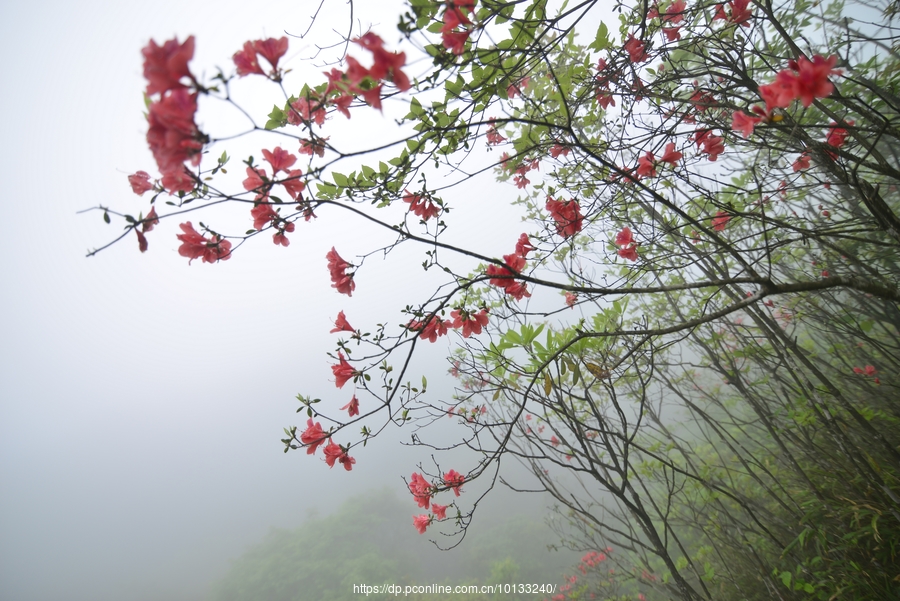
330;311;356;334
413;514;432;534
486;121;506;145
403;190;440;221
409;315;450;342
443;469;465;496
262;147;297;174
128;171;154;196
550;144;570;158
731;111;762;138
176;222;231;264
326;247;355;296
250;200;278;230
659;142;683;166
233;42;264;77
793;153;811;172
332;352;356;389
323;441;355;470
712;211;731;231
792;54;838;107
624;34;648;63
662;26;682;41
450;309;489;338
300;418;327;455
431;503;448;520
341;395;360;417
354;32;411;91
615;227;639;261
253;37;289;71
442;30;471;55
636;152;657;178
142;36;195;96
565;292;578;307
409;472;432;509
280;169;306;201
550;435;560;446
546;198;584;239
758;70;797;110
515;233;535;257
663;0;686;23
146;89;203;193
289;97;326;127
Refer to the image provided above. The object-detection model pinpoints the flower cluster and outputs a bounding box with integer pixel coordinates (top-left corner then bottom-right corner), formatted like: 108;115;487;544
546;198;584;239
326;247;355;296
409;470;464;534
233;37;288;78
176;222;232;264
759;54;839;110
615;227;639;262
300;419;356;470
440;0;476;55
403;190;440;221
485;233;534;300
142;37;204;195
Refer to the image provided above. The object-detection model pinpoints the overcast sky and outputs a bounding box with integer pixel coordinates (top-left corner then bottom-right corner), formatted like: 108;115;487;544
0;1;562;600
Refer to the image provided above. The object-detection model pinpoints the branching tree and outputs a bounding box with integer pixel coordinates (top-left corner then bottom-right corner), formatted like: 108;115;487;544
90;0;900;599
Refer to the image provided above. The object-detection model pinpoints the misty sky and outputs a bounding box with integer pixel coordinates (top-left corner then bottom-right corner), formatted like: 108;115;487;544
0;1;583;600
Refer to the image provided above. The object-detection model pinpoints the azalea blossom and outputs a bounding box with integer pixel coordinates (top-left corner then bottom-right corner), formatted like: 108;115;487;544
431;503;448;520
515;233;535;257
408;315;450;342
330;311;355;333
176;222;231;264
233;42;264;76
262;147;297;174
712;211;731;231
793;153;811;172
323;441;356;470
450;308;489;338
443;469;465;496
615;227;639;261
145;89;203;193
624;34;648;63
250;200;278;230
253;37;289;71
332;352;357;388
300;418;327;455
413;514;432;534
565;292;578;307
142;36;195;96
731;111;763;138
403;190;440;221
326;247;355;296
546;197;584;239
341;395;360;417
409;472;432;509
128;171;154;196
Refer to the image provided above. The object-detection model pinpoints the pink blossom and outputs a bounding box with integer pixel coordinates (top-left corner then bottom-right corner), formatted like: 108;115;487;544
253;37;289;71
546;198;584;239
176;222;231;264
341;395;360;417
413;514;432;534
403;190;440;221
142;36;195;96
409;316;451;342
565;292;578;308
326;247;355;296
331;311;356;334
233;42;264;77
128;171;154;196
624;35;648;63
332;352;356;388
712;211;731;231
515;233;535;257
443;469;465;496
280;169;306;200
431;503;448;520
323;441;355;470
262;147;297;174
731;111;762;138
450;309;489;338
300;419;327;455
250;200;278;230
409;472;432;509
793;153;811;172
